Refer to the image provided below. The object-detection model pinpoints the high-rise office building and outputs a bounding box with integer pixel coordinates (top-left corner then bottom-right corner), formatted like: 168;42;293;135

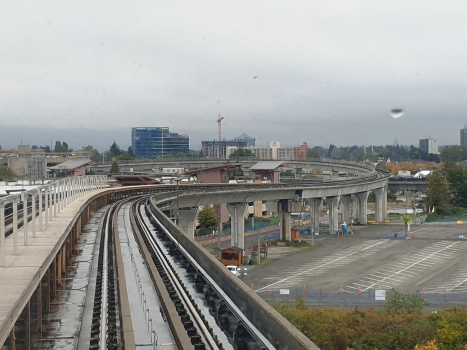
131;127;189;158
419;138;439;154
461;126;467;148
201;140;249;159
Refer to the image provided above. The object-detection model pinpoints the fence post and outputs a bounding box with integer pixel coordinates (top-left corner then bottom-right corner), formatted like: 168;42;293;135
369;289;371;302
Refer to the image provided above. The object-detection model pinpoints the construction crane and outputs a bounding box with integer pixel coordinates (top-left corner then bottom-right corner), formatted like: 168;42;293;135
217;113;224;141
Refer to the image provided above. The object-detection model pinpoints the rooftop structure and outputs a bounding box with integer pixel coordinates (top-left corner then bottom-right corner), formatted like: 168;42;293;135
235;133;256;147
48;160;91;177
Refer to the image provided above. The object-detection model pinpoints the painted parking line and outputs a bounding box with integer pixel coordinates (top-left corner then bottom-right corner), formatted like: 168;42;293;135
348;241;467;292
255;240;392;292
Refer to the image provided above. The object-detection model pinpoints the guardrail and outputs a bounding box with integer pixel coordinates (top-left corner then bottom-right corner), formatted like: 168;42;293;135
0;175;107;266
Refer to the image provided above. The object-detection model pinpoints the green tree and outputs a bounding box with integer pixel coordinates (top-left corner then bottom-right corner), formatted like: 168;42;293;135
230;148;253;157
307;148;320;159
109;142;123;157
0;165;16;183
400;214;413;238
440;146;467;162
110;161;120;174
425;171;451;215
198;206;218;228
445;161;467;208
127;146;135;158
54;141;70;152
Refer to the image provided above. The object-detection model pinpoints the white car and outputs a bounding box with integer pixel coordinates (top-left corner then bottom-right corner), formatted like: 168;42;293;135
226;265;238;276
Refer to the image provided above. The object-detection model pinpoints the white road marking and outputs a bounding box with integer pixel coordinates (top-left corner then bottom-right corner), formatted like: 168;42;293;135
361;242;460;291
255;240;391;292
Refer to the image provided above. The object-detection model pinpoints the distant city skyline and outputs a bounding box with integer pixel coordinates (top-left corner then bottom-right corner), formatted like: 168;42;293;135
0;124;459;153
1;2;467;152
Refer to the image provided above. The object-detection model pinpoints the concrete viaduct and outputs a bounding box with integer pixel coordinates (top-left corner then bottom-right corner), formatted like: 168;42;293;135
0;161;389;348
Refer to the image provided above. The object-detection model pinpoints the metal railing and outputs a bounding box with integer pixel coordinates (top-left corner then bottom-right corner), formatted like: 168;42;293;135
0;175;108;266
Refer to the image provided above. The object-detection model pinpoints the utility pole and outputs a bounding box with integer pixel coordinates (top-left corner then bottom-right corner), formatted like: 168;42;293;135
257;233;261;265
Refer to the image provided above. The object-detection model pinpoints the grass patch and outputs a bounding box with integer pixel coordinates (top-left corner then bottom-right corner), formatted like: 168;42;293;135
285;241;311;248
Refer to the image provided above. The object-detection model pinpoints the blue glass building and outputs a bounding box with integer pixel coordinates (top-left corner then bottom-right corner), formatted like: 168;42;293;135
131;127;189;158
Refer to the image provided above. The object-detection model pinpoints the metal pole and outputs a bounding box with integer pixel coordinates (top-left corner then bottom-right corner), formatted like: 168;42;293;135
0;203;5;266
31;192;36;238
38;188;43;231
176;179;180;225
310;204;314;245
13;198;18;255
44;187;48;226
22;193;28;245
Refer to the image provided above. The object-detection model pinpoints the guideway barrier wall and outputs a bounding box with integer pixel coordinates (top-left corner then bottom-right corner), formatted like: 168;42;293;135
150;193;319;350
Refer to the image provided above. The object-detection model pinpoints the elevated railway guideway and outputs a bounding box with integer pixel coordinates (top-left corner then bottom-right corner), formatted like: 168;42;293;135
90;157;377;176
0;166;387;349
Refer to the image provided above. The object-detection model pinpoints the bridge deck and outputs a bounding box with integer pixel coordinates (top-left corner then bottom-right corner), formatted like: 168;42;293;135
0;189;107;345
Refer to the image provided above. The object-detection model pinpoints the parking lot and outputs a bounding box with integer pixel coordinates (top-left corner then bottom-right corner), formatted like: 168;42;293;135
244;223;467;299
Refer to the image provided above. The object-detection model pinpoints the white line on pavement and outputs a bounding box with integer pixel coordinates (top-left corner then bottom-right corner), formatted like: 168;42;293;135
255;240;390;292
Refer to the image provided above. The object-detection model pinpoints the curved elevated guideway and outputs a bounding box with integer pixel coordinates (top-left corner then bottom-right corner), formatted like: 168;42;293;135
0;162;387;349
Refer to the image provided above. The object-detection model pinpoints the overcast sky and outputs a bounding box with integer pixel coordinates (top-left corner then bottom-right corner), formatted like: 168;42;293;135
1;1;467;152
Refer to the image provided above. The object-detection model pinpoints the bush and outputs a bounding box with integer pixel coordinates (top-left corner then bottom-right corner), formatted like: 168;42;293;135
384;289;424;315
451;207;467;216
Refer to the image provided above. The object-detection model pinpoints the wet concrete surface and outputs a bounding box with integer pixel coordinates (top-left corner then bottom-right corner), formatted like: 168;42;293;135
119;203;176;349
31;207;108;349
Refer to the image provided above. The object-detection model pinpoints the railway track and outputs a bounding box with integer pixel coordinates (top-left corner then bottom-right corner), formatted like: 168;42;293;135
86;196;273;349
89;201;122;349
133;198;273;349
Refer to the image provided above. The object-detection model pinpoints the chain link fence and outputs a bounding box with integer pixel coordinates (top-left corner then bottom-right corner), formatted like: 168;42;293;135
258;288;467;306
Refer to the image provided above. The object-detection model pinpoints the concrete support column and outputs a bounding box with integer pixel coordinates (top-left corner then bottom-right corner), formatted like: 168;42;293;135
328;196;340;234
340;195;352;225
373;188;385;223
0;203;5;266
405;190;413;206
25;301;31;350
177;207;200;239
52;258;57;296
46;268;51;313
9;328;16;350
383;184;388;219
31;192;37;238
309;198;321;233
356;192;369;224
352;194;360;220
37;282;42;332
226;203;249;250
280;210;292;241
57;252;62;285
22;192;28;246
